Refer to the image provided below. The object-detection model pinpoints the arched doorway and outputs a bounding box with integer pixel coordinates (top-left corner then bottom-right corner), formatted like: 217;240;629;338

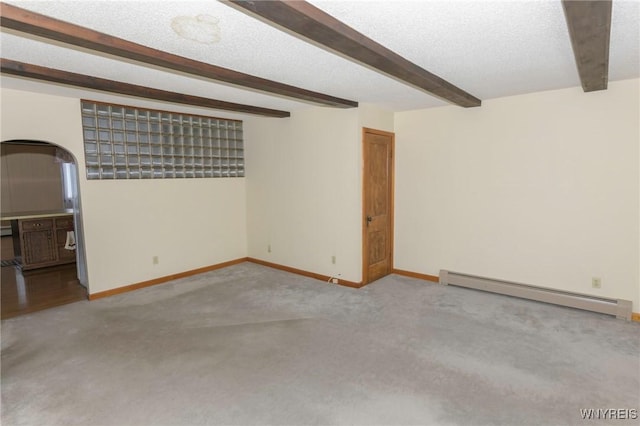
1;140;89;318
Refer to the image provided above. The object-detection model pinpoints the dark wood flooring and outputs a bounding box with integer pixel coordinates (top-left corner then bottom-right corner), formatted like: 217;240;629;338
1;236;87;320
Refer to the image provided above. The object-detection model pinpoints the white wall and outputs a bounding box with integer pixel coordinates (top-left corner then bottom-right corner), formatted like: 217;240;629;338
1;144;64;213
1;88;247;294
245;104;393;283
394;79;640;310
245;107;360;281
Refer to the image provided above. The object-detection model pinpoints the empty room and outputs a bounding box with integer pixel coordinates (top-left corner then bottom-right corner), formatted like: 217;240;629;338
1;1;638;425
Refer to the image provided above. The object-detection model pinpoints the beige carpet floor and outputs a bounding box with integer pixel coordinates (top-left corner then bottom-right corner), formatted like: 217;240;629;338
2;262;639;425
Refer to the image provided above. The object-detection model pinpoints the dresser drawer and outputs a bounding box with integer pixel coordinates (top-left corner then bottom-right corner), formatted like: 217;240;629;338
55;217;74;230
20;219;53;231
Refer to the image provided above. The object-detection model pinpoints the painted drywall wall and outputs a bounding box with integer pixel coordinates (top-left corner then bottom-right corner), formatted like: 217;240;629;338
244;104;394;283
358;103;394;133
1;88;247;294
245;107;361;282
394;78;640;310
1;143;64;213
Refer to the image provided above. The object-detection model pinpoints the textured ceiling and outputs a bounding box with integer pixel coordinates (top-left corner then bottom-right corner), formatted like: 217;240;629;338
1;0;638;117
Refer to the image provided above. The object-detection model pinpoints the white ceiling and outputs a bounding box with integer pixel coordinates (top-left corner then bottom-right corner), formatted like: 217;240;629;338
1;0;639;118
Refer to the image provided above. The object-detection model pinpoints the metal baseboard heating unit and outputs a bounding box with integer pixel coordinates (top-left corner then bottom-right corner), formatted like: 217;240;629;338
439;270;632;321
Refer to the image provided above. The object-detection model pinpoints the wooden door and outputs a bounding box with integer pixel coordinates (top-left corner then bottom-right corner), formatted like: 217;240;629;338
362;128;394;284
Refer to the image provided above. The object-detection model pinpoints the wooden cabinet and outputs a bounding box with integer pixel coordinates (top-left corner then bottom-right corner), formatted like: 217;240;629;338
12;214;76;270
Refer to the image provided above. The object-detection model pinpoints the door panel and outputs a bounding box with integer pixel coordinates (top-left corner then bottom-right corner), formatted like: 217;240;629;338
363;128;394;284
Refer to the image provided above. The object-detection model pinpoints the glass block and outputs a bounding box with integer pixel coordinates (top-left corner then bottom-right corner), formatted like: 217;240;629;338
113;132;125;143
100;166;115;179
86;168;100;180
99;131;111;142
115;168;128;179
81;102;95;113
85;142;97;154
84;129;96;140
85;155;99;166
81;101;243;180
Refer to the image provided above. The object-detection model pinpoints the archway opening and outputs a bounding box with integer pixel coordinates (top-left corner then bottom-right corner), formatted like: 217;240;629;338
1;139;89;318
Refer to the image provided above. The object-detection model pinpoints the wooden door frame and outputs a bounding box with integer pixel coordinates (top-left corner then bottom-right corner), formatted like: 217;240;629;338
361;127;395;285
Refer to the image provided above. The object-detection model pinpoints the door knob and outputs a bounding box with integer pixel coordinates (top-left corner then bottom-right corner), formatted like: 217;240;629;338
366;216;372;226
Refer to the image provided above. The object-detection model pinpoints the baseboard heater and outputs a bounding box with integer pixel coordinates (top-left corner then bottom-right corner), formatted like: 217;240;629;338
439;270;632;321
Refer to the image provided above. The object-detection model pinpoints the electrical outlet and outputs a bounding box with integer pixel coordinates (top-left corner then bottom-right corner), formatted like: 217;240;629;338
332;278;339;284
331;255;336;264
153;256;159;265
592;277;601;289
267;244;271;253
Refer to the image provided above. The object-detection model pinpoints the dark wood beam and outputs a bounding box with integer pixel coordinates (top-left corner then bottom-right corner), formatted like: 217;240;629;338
562;0;612;92
1;59;291;118
224;0;481;108
0;2;357;108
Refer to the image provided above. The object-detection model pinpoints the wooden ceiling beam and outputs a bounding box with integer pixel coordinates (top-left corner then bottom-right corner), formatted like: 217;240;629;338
562;0;612;92
1;59;291;118
0;2;357;108
224;0;481;108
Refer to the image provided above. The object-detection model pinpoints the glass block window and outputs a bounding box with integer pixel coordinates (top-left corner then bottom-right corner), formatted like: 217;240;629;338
81;100;244;179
